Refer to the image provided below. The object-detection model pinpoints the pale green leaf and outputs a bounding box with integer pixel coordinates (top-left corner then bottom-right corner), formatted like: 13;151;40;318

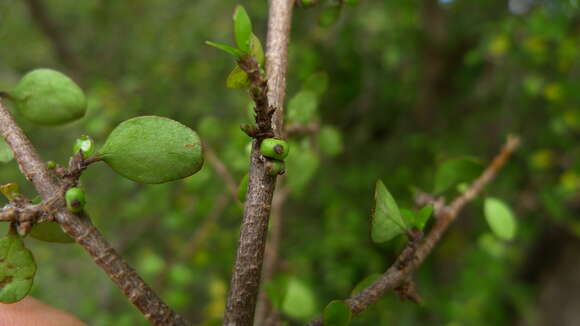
281;277;317;320
205;41;244;58
233;5;252;52
371;180;407;243
484;197;517;240
250;33;265;67
287;90;318;124
0;138;13;163
318;126;343;157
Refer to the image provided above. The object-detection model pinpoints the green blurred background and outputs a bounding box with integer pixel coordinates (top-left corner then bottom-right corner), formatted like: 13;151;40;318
0;0;579;325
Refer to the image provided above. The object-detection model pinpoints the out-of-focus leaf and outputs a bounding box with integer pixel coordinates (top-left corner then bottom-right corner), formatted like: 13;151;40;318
303;72;329;96
226;65;250;89
323;300;352;326
287;90;318;124
484;197;517;240
0;230;36;303
371;180;407;243
233;5;252;52
285;146;319;194
318;126;343;157
281;277;317;320
415;205;433;230
265;276;289;310
434;157;483;193
319;5;342;27
0;139;13;163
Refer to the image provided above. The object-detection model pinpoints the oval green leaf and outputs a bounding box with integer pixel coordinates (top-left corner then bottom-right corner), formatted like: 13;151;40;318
318;126;343;157
281;277;317;320
0;230;37;303
99;116;204;184
484;197;517;240
371;180;407;243
10;69;86;126
233;5;252;52
323;300;352;326
250;33;265;67
29;222;74;244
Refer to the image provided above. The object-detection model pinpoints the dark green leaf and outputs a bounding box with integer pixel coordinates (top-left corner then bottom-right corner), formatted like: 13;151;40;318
434;157;483;193
323;300;352;326
0;230;36;303
29;222;74;243
99;116;204;184
205;41;244;58
484;197;517;240
226;65;250;89
371;180;407;243
415;205;433;230
233;5;252;52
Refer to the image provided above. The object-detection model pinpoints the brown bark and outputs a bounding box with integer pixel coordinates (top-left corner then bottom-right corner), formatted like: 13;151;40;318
223;1;294;325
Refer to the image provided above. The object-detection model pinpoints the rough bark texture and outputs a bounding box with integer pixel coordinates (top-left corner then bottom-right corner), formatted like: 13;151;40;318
223;1;294;325
0;101;189;326
307;136;520;326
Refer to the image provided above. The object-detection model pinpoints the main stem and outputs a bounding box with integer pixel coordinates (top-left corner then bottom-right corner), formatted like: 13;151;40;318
0;101;189;326
223;1;294;325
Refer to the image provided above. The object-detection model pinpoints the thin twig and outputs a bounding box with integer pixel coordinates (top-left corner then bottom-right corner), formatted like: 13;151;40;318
0;100;189;326
223;1;295;325
306;135;520;326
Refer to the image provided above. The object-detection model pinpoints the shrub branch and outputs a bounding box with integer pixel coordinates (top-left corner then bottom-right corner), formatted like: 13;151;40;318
306;135;521;326
0;100;190;326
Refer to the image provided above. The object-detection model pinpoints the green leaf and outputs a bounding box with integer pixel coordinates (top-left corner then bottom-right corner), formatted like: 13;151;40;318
351;273;382;296
0;138;13;163
9;69;86;126
226;65;250;89
205;41;244;58
281;277;317;320
287;90;319;124
318;126;343;157
414;205;433;230
233;5;252;52
434;157;483;193
303;72;329;96
0;230;37;303
484;197;517;240
323;300;352;326
371;180;407;243
250;33;265;67
99;116;204;184
285;145;319;194
29;222;74;243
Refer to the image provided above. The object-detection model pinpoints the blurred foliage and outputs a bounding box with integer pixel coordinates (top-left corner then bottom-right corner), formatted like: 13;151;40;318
0;0;579;325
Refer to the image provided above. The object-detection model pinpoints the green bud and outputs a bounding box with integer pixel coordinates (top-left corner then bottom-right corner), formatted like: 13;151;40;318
9;69;87;126
73;135;95;158
238;174;249;202
46;161;56;169
65;187;86;213
266;160;285;176
260;138;290;160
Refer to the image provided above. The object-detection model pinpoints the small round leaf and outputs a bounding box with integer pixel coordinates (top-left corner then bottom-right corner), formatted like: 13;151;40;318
10;69;86;126
99;116;204;184
484;197;517;240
